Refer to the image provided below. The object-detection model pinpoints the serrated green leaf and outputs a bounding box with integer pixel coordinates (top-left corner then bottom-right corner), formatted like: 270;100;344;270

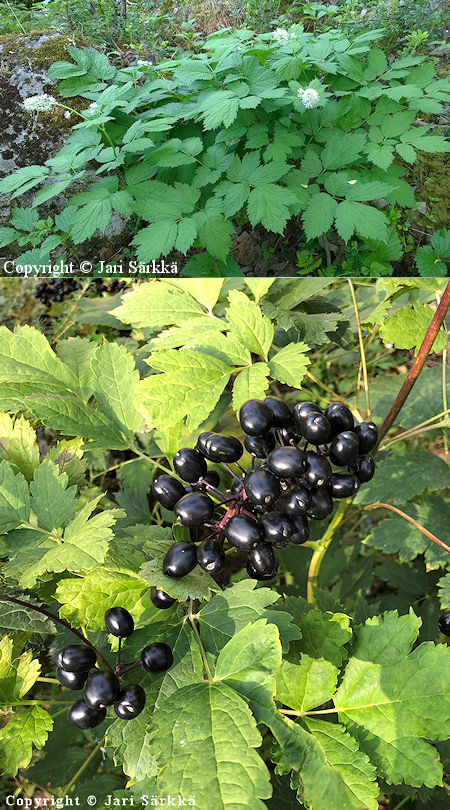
438;573;450;611
226;290;274;360
0;413;39;481
56;337;97;399
302;193;337;241
276;655;338;712
247;184;297;234
0;460;30;532
133;220;178;262
91;341;142;440
138;349;231;432
268;343;310;388
355;450;449;506
150;681;271;809
416;246;447;277
195;209;233;260
334;610;450;788
335;200;388;243
0;635;41;705
30;459;77;532
113;280;204;328
0;705;53;777
287;605;352;668
379;303;447;354
321;132;366;170
198;580;280;655
0;590;56;646
232;363;270;412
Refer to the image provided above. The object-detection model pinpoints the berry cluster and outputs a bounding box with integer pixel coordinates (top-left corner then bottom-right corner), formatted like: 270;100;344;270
439;611;450;637
91;279;127;295
35;279;81;305
58;607;173;729
152;398;377;582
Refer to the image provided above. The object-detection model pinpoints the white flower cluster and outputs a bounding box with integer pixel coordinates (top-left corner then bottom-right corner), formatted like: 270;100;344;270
85;102;99;115
297;87;321;109
22;94;56;113
136;59;153;67
274;28;297;41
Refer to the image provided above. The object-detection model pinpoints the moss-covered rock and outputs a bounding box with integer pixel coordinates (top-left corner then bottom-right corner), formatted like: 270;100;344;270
414;152;449;228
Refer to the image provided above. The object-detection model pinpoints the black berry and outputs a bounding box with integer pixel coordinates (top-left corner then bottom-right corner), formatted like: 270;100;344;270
277;486;312;516
239;399;273;436
68;699;106;729
56;645;97;673
331;473;360;499
293;401;322;430
150;587;176;609
224;515;262;550
325;402;354;434
173;448;207;482
247;542;278;580
104;607;134;638
57;667;88;691
290;514;309;544
354;422;378;453
264;397;292;427
163;541;198;577
201;433;243;463
349;454;375;483
174;492;214;526
152;475;186;510
304;451;332;488
141;642;173;673
302;412;331;445
244;469;280;509
197;538;226;574
307;489;334;520
438;611;450;637
244;432;276;458
114;684;146;720
261;512;293;544
268;446;305;478
84;670;120;709
329;431;359;466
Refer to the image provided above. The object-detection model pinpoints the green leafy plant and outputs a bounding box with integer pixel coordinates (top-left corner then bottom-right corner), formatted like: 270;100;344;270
0;29;448;274
0;277;448;807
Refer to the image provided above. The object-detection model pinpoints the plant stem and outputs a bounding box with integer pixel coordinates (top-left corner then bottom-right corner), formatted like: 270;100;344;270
378;280;450;442
358;503;450;554
7;700;73;706
348;278;371;419
379;409;449;449
37;677;59;684
0;594;113;673
188;599;212;681
61;735;106;797
118;661;142;677
306;500;349;603
279;706;338;717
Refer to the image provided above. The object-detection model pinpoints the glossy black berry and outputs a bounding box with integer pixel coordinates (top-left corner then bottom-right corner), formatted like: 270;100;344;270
279;426;302;445
264;397;292;427
325;402;354;434
202;433;243;463
57;667;88;691
290;514;310;544
277;486;312;516
349;454;375;483
150;587;176;609
268;446;305;479
329;431;359;466
114;684;146;720
224;515;262;550
244;432;276;458
173;448;207;483
162;541;198;578
247;542;278;580
438;611;450;637
354;422;378;453
302;412;331;445
174;492;214;526
304;451;332;489
261;512;293;544
152;475;186;510
239;399;273;436
56;645;97;673
307;489;334;520
244;469;280;509
141;642;173;673
197;538;226;574
104;607;134;638
331;473;360;499
293;401;322;430
68;699;106;729
200;469;221;489
197;432;214;455
84;670;120;709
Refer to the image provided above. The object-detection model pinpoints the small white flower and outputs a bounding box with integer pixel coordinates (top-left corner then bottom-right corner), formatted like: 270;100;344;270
298;87;320;108
136;59;152;67
360;7;367;15
85;102;99;115
22;94;56;113
64;110;71;119
274;28;289;41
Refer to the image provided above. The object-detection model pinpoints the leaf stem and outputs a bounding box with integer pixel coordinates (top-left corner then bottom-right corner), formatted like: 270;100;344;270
378;279;450;442
355;502;450;554
0;594;114;673
37;677;59;684
188;599;212;681
379;409;450;450
347;278;371;419
306;500;349;603
278;706;338;717
61;734;106;797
